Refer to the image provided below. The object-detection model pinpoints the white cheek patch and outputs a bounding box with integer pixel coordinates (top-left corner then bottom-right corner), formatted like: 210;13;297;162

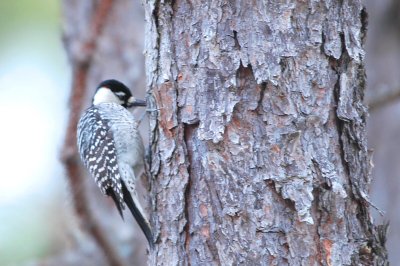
93;87;123;105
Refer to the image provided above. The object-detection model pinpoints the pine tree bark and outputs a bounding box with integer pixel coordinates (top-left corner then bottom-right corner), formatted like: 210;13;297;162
145;1;388;265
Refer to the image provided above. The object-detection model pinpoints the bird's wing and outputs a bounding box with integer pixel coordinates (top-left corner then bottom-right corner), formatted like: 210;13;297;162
77;107;124;209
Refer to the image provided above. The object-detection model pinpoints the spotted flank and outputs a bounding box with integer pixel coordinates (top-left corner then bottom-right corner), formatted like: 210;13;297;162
77;107;124;207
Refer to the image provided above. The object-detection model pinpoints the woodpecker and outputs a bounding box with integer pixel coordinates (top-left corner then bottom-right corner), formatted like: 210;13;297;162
77;79;154;249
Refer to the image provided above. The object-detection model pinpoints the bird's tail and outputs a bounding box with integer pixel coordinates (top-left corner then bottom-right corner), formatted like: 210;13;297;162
121;181;154;250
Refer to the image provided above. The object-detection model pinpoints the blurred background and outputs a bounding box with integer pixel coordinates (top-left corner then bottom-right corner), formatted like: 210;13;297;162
0;1;70;265
0;0;398;265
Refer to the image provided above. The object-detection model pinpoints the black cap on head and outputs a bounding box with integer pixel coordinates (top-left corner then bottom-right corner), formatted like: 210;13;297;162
97;79;132;96
97;79;133;108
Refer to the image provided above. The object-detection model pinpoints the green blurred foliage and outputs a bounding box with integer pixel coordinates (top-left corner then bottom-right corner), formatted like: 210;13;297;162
0;0;63;76
0;1;59;34
0;205;51;265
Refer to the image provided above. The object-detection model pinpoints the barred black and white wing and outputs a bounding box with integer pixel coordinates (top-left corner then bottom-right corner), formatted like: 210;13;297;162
77;103;154;248
77;106;124;214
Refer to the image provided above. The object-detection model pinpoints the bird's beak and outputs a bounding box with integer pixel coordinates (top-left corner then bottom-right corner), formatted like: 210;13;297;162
127;97;146;108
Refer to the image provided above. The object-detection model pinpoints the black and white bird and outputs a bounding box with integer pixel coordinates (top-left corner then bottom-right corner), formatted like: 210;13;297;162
77;79;153;249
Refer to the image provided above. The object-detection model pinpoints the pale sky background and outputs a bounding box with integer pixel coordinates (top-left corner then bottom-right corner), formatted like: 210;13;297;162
0;1;70;264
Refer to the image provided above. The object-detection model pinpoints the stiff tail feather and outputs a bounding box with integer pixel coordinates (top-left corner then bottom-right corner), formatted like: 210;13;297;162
121;181;154;250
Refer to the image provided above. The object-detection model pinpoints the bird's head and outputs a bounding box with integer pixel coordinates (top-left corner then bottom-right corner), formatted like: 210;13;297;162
92;79;146;108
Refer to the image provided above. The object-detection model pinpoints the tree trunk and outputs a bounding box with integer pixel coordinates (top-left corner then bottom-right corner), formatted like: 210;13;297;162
145;1;387;265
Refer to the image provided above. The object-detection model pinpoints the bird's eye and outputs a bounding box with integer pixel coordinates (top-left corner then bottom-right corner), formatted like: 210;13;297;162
114;92;126;99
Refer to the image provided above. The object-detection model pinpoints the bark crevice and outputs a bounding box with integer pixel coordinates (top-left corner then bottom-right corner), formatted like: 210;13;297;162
182;122;196;263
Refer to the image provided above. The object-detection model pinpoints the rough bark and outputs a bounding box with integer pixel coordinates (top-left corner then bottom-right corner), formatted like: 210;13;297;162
145;1;387;265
